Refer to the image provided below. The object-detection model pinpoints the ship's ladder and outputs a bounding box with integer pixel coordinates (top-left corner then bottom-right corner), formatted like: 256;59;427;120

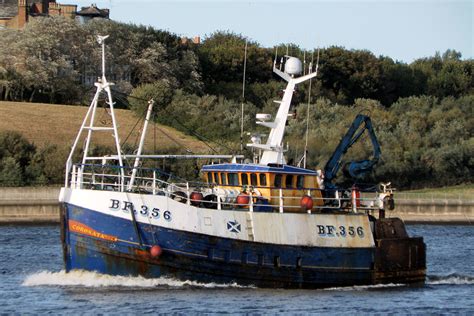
246;211;255;241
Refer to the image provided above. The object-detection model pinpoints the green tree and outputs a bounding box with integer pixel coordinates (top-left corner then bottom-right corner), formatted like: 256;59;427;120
198;31;273;95
411;50;473;99
26;144;68;185
0;131;36;173
318;47;385;105
0;131;36;186
128;79;175;115
3;17;93;103
162;90;257;145
0;157;23;187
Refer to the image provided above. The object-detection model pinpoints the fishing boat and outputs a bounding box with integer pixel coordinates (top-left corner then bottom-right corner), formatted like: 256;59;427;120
59;36;426;288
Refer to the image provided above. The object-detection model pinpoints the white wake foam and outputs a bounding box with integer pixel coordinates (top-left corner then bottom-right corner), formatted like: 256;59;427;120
22;270;250;289
23;271;473;290
427;274;474;285
323;283;406;291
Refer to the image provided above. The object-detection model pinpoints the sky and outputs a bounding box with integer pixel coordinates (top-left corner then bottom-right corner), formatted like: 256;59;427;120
73;0;472;63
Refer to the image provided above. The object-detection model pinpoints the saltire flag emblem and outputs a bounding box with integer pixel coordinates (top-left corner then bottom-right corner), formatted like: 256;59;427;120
227;220;241;233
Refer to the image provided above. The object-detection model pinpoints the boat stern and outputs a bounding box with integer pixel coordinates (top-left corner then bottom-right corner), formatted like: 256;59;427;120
373;218;426;284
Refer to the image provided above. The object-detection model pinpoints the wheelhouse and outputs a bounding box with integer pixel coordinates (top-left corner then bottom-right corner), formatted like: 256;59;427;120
201;163;324;211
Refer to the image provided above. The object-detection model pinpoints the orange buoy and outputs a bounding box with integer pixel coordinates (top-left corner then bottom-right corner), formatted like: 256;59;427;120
300;195;313;211
190;192;203;206
236;193;250;207
150;245;162;258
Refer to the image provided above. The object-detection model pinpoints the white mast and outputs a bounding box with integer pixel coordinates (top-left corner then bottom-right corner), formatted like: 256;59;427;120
127;99;154;191
247;55;318;165
64;35;125;190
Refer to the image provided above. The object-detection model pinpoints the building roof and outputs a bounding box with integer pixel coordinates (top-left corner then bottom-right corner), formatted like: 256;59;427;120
77;4;109;17
0;0;54;18
201;163;317;175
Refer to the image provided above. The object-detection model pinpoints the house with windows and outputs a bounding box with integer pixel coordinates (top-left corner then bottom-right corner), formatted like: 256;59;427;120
0;0;108;29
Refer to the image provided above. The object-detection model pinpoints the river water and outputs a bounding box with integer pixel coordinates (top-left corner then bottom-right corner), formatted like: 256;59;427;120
0;224;472;314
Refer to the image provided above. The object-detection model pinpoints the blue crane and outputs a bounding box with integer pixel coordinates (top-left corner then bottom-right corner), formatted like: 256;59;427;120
323;114;381;190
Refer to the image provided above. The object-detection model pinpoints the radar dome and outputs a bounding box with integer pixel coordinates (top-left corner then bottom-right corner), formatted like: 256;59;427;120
284;57;302;75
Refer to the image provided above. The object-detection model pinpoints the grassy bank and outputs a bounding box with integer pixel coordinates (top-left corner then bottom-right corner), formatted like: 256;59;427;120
398;184;474;200
0;101;209;152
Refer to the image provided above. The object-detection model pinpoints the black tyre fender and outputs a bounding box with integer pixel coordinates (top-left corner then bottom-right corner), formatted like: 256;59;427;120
202;194;218;209
171;191;187;203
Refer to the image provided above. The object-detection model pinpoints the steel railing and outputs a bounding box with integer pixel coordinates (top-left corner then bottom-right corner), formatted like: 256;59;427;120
68;163;389;214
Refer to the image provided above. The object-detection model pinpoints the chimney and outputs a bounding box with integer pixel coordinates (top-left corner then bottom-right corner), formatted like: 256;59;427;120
48;1;60;16
17;0;28;29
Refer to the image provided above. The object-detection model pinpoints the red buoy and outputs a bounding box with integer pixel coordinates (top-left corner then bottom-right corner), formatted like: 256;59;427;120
150;245;162;258
300;195;313;211
236;193;250;207
351;186;361;207
190;192;203;206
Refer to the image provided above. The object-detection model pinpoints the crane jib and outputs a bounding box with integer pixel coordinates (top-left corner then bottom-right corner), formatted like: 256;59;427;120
323;114;382;187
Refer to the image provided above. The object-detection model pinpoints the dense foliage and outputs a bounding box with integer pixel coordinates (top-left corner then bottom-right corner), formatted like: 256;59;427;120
0;17;202;104
0;131;67;186
0;17;472;189
286;95;473;189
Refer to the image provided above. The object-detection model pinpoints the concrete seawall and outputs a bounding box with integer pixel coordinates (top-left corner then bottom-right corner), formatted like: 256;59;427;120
0;187;61;223
391;198;473;224
0;187;472;224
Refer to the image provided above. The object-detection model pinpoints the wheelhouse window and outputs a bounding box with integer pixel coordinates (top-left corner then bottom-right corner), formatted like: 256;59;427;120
297;175;305;189
274;174;282;188
250;173;258;186
259;173;267;186
240;173;249;186
207;172;213;184
220;173;227;185
213;172;219;184
285;175;294;188
228;173;239;186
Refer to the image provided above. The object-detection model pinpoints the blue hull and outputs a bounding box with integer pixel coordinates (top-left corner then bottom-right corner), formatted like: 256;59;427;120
61;203;423;288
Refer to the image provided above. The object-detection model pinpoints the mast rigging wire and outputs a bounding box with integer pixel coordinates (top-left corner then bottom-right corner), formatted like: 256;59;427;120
112;89;235;154
240;39;248;152
303;48;320;168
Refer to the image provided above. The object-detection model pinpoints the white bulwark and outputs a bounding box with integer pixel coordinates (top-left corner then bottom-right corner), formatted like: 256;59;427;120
60;188;375;248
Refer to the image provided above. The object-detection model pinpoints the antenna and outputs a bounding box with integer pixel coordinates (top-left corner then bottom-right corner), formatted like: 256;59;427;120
97;35;109;79
249;54;318;165
303;51;306;76
315;47;320;73
240;39;248;152
302;48;319;168
274;47;278;68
